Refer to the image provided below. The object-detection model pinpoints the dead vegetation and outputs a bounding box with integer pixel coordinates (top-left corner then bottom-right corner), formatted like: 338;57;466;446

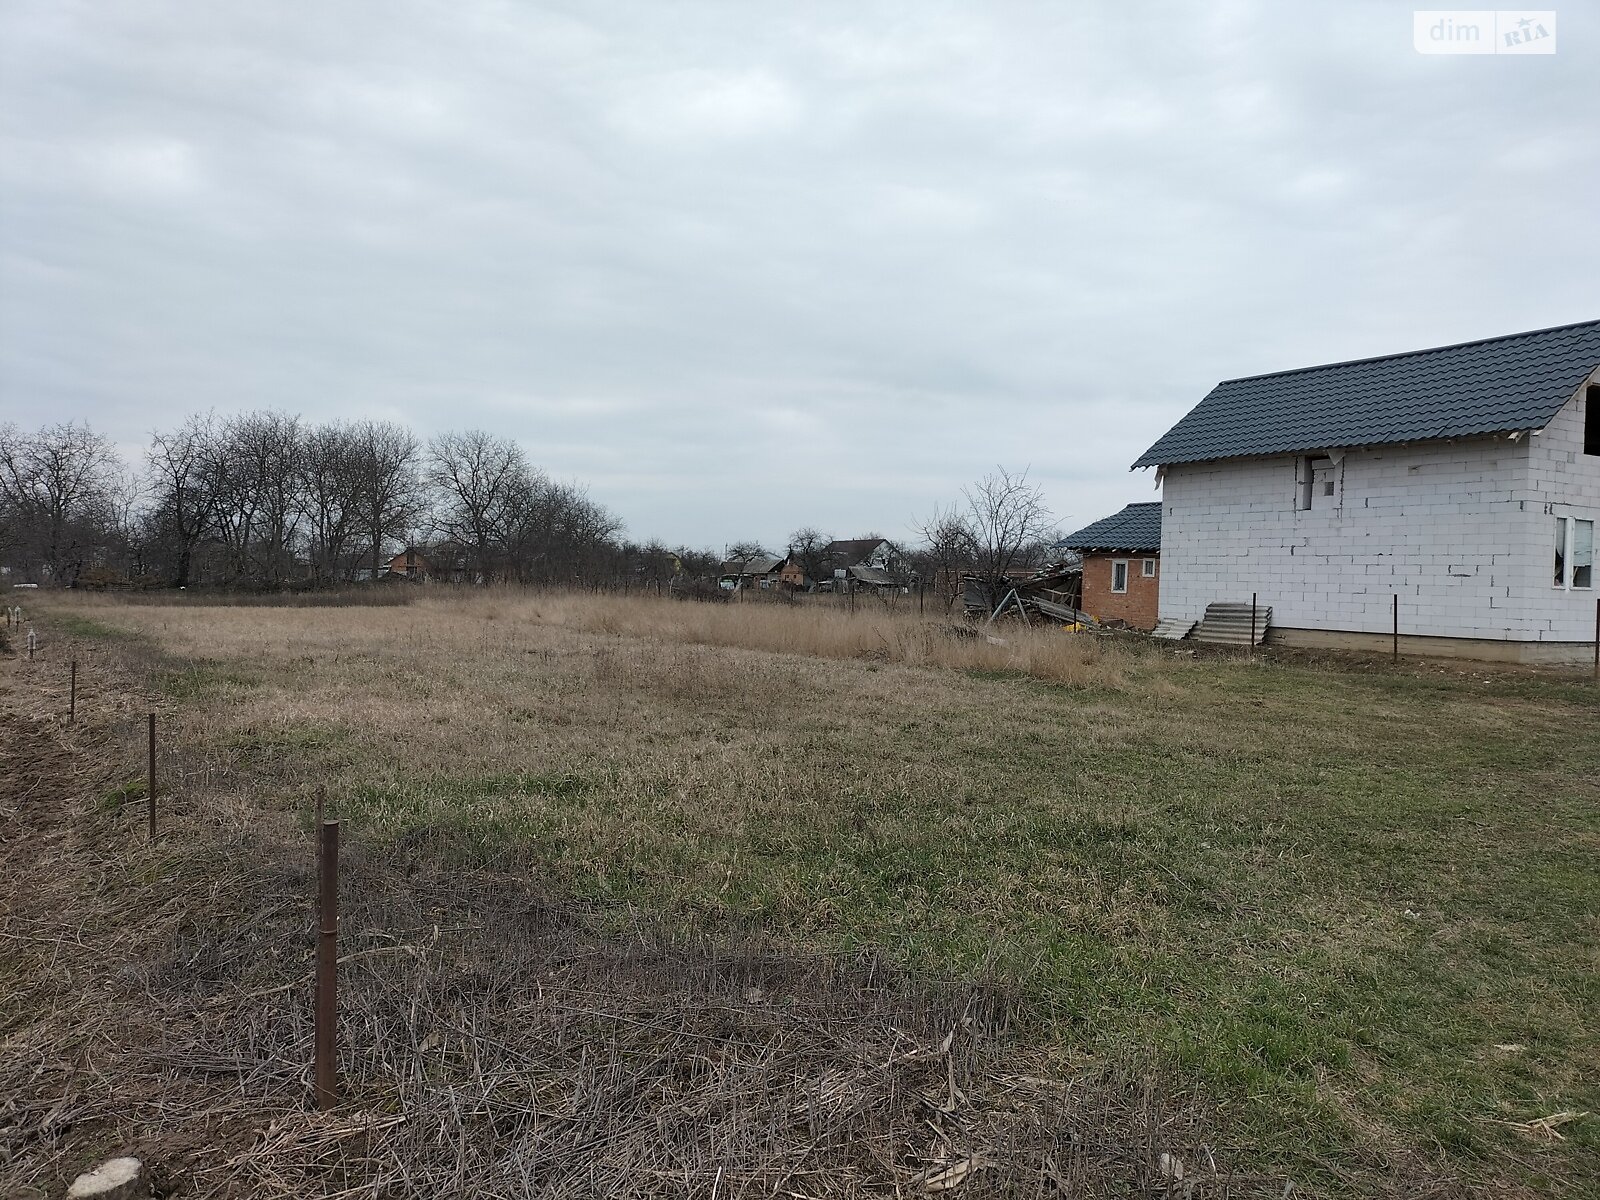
56;585;1148;690
6;590;1596;1198
0;644;1283;1199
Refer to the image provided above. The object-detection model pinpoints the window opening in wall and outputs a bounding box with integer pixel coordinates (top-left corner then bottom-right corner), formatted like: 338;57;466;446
1554;516;1595;589
1111;560;1129;593
1586;386;1600;456
1298;455;1336;510
1142;558;1156;577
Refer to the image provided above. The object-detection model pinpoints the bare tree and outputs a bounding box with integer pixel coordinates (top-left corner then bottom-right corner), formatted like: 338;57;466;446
785;527;832;587
300;423;361;583
725;541;769;562
960;467;1052;608
499;473;624;584
349;421;422;582
426;430;528;583
145;414;218;587
200;411;304;584
911;503;978;612
0;420;123;583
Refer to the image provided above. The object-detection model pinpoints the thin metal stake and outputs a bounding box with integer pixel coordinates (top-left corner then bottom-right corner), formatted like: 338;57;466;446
1250;592;1258;657
1593;597;1598;681
1392;593;1399;662
147;712;157;838
70;660;77;722
315;819;340;1111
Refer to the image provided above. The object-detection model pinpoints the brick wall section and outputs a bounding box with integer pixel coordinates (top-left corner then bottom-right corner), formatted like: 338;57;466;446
1081;553;1160;630
1158;366;1600;643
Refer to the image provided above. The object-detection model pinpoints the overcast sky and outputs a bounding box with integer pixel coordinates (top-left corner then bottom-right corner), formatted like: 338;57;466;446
2;2;1595;552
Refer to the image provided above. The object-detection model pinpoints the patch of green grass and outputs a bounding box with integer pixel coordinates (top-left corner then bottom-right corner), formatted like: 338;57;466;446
346;771;602;866
49;613;135;640
160;663;260;701
99;778;147;809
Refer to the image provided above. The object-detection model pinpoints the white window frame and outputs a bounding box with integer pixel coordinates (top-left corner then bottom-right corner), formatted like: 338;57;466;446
1111;559;1129;593
1141;558;1157;578
1555;515;1594;590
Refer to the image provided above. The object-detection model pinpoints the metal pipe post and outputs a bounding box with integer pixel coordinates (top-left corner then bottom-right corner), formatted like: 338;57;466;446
146;712;157;838
315;819;340;1110
1392;594;1399;662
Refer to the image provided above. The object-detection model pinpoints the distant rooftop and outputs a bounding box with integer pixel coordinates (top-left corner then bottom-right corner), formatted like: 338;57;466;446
1134;319;1600;468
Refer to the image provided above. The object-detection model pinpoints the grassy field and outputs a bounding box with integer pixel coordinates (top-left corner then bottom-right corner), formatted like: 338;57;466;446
10;588;1600;1197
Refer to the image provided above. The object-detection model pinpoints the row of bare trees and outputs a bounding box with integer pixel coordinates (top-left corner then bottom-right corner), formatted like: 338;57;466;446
0;416;627;589
0;422;127;585
2;416;1062;604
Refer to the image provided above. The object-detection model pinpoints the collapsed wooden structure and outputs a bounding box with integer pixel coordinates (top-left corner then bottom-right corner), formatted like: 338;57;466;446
961;565;1097;627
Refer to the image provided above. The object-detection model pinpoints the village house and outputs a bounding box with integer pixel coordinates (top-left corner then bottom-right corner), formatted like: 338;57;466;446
1136;319;1600;661
384;548;433;580
1056;503;1161;631
776;556;809;590
820;538;904;592
718;556;784;590
823;538;896;572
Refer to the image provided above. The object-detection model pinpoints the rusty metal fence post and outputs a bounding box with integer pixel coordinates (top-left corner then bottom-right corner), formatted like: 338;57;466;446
1250;592;1258;658
146;712;157;838
1392;594;1399;663
315;819;340;1110
1593;597;1598;681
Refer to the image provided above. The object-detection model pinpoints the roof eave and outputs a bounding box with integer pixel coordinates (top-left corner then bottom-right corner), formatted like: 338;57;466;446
1133;427;1542;470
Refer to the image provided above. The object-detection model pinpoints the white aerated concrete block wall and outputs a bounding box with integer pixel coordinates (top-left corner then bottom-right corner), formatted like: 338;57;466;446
1158;378;1600;645
1521;375;1600;640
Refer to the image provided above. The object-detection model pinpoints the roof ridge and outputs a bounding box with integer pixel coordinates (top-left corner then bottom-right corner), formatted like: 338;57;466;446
1216;318;1600;386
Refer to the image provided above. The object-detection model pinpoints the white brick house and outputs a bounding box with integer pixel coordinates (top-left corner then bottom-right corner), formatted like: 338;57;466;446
1135;320;1600;662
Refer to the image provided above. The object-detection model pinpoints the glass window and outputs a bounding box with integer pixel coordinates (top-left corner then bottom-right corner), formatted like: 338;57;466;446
1575;518;1594;589
1111;560;1129;593
1142;558;1156;577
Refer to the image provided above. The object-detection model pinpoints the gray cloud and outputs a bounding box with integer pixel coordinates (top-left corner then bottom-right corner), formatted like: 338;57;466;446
3;0;1596;549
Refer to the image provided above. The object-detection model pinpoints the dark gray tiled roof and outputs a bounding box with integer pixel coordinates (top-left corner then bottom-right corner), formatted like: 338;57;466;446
823;538;889;566
1133;319;1600;468
1057;502;1162;552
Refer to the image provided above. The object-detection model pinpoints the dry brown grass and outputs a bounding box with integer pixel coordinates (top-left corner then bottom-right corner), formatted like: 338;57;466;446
53;585;1151;689
1;605;1282;1200
8;589;1598;1198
